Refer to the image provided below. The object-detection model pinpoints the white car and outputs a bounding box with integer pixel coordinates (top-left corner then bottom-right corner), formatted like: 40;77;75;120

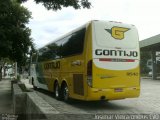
148;71;152;77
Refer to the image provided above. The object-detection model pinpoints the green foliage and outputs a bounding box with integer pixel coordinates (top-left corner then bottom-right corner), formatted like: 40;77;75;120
0;0;34;66
19;0;91;10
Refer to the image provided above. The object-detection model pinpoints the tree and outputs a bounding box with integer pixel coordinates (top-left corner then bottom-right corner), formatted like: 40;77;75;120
0;0;34;79
19;0;91;10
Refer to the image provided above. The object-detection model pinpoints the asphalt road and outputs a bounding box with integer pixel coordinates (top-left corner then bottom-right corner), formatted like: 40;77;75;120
35;78;160;120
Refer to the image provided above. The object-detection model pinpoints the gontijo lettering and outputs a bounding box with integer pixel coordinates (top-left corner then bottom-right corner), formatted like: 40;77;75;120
44;61;60;69
95;49;138;57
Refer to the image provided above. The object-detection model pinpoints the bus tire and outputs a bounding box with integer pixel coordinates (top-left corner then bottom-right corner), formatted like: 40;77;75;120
54;82;62;100
62;83;70;102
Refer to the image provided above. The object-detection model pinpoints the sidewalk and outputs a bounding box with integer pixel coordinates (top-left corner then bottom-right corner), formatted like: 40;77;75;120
0;78;13;114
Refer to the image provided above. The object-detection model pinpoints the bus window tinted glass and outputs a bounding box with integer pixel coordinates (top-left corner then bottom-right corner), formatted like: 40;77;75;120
61;28;85;57
38;44;59;62
37;28;85;62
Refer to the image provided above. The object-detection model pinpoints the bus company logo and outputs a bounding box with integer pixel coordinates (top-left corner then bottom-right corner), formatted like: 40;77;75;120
105;27;129;40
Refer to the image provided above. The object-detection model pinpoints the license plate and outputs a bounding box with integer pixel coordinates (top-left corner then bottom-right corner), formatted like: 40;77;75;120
114;88;123;92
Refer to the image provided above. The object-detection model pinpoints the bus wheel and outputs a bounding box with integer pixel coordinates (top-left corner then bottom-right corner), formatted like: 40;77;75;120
54;82;61;100
62;83;70;102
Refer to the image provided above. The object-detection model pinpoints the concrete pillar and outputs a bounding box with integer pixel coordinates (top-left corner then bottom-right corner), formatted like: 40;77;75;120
151;51;156;80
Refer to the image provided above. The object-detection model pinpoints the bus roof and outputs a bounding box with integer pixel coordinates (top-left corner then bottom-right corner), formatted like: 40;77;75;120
38;20;135;51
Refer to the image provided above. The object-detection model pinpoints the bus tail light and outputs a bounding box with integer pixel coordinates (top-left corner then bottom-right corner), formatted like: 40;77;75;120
87;60;92;87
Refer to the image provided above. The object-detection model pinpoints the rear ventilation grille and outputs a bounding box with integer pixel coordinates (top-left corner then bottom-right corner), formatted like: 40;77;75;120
73;74;84;96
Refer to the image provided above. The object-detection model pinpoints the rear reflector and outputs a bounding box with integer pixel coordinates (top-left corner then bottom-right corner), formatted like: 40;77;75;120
99;58;135;62
87;60;92;87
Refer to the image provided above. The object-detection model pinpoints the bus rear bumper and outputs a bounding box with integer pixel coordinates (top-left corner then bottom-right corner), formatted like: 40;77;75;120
86;87;140;101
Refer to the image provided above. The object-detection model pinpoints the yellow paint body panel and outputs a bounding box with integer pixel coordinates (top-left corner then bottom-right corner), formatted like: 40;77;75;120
86;64;140;100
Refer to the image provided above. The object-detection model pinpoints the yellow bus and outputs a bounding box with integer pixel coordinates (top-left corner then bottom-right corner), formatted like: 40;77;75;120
30;20;140;101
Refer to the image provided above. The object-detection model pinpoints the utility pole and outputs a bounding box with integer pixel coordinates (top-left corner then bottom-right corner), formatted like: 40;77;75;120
0;59;3;80
151;51;156;80
14;62;17;79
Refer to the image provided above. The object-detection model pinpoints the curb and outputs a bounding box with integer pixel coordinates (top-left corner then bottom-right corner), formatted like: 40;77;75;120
12;81;59;120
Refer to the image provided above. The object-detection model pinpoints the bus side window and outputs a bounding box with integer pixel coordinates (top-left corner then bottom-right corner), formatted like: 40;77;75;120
60;28;85;57
37;28;86;62
38;43;60;62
